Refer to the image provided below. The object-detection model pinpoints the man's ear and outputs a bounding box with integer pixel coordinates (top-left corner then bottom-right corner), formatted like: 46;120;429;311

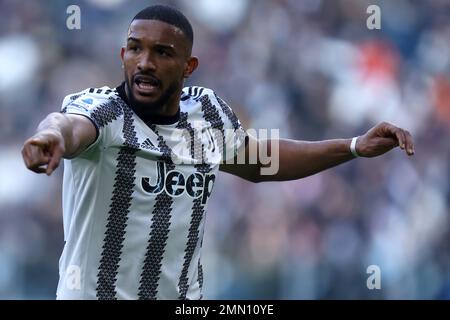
120;47;125;67
184;56;199;78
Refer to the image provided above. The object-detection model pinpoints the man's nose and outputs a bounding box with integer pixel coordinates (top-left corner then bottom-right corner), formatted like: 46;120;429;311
137;52;156;72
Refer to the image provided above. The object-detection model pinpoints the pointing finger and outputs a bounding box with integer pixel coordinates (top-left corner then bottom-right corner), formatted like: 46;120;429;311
46;146;64;176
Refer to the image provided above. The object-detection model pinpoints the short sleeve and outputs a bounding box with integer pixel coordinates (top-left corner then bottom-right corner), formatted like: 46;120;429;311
61;89;123;153
212;92;247;162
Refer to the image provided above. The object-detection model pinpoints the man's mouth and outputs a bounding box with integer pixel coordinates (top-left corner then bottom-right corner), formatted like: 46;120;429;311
134;75;161;95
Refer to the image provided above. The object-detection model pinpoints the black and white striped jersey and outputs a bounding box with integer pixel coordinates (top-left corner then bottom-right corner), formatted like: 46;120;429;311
57;85;246;300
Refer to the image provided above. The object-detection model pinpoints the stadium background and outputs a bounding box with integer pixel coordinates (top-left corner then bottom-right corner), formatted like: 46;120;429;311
0;0;449;299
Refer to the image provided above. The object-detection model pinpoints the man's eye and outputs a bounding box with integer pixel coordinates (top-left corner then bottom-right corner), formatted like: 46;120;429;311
129;46;140;52
157;49;170;57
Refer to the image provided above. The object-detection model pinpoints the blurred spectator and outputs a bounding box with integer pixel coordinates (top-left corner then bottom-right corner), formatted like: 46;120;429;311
1;0;449;299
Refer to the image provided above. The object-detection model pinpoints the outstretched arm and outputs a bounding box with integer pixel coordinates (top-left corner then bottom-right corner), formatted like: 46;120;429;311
22;112;97;175
220;122;414;183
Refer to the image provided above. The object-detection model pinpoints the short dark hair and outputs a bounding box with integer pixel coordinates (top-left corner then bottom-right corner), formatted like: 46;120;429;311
132;5;193;45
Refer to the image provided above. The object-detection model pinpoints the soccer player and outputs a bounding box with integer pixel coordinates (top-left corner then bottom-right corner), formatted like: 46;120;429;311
21;5;414;300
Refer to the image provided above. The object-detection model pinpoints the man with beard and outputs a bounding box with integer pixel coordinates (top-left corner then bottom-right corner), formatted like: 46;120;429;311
21;5;414;300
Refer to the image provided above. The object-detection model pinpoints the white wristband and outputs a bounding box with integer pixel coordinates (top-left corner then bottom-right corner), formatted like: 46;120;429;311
350;136;360;157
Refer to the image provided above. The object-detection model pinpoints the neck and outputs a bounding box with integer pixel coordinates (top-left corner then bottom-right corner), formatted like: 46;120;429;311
117;82;181;125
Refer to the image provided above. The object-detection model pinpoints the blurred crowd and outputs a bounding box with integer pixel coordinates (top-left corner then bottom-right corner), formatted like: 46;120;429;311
0;0;449;299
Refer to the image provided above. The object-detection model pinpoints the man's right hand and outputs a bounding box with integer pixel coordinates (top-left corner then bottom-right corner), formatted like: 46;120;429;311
22;112;97;176
22;130;66;176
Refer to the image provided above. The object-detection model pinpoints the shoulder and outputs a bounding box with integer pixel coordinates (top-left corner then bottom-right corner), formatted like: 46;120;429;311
181;86;225;119
181;86;242;130
62;86;118;109
181;86;230;113
181;86;216;102
61;86;124;128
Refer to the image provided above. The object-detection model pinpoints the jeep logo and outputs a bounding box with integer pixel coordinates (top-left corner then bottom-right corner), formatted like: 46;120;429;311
141;161;216;204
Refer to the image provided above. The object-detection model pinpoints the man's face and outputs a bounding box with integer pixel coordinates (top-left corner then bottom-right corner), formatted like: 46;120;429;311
121;19;195;115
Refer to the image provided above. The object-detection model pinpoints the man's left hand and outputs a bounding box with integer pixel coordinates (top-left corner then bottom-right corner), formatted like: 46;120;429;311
356;122;415;158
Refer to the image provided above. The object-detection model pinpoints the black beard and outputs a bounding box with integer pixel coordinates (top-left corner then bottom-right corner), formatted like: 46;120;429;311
125;74;179;118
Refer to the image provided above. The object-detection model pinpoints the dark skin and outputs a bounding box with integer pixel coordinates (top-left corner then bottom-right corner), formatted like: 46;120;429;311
221;123;414;182
22;19;414;181
121;20;198;118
